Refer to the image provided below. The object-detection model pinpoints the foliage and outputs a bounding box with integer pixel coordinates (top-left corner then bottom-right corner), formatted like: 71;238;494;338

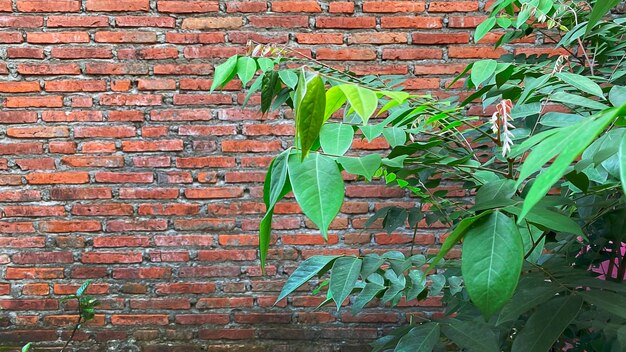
7;281;100;352
213;0;626;350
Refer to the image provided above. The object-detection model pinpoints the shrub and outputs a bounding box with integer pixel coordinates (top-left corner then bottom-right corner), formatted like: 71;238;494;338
214;0;626;350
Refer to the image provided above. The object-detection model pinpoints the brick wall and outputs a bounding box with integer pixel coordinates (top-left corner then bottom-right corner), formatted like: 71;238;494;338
0;1;527;351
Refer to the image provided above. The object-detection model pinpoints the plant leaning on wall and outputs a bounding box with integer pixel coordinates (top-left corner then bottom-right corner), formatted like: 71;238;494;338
213;0;626;350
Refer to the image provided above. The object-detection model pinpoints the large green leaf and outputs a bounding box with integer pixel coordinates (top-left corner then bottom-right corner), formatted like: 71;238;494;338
278;70;298;89
579;290;626;319
236;56;257;86
503;206;583;235
556;72;604;98
474;17;496;42
609;86;626;107
473;179;517;211
426;211;492;272
296;75;326;160
496;284;563;325
511;295;583;352
276;256;338;302
442;319;499;352
519;110;616;220
329;256;362;310
287;153;344;239
210;55;238;92
471;59;498;87
338;154;381;181
339;84;378;124
320;123;353;156
550;91;609;110
617;134;626;194
586;0;622;35
352;282;385;314
394;323;440;352
383;127;407;147
462;211;524;318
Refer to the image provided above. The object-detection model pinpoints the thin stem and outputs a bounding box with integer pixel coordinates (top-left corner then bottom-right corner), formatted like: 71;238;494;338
60;314;82;352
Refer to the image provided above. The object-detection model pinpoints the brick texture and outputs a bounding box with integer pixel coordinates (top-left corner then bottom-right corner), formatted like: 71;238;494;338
0;0;536;350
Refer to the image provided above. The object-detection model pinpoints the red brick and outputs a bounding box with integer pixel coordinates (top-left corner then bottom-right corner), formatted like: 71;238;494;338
272;1;321;12
380;16;443;28
27;32;89;43
45;80;107;92
95;32;157;43
71;203;134;216
316;16;376;29
363;1;426;12
158;1;219;13
82;252;143;264
5;96;64;108
7;126;69;139
26;172;89;184
111;315;168;325
40;220;101;233
86;0;149;12
182;17;243;29
47;16;109;27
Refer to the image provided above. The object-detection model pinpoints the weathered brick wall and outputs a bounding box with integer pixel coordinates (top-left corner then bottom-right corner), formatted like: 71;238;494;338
0;1;531;351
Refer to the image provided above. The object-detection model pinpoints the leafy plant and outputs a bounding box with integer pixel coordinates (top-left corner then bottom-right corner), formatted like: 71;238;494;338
10;281;100;352
213;0;626;350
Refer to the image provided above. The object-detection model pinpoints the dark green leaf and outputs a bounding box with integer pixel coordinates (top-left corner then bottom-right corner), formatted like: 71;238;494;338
276;256;339;302
511;295;583;352
475;17;496;42
426;212;492;272
329;257;362;310
556;72;604;98
462;211;524;318
394;323;440;352
296;75;326;159
352;282;385;314
496;284;563;326
442;319;499;352
586;0;622;35
579;290;626;319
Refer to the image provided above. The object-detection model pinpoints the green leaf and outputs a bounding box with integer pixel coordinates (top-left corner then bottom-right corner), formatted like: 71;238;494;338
257;57;274;72
473;179;517;211
288;153;344;240
511;295;583;352
259;210;274;269
609;86;626;107
338;154;381;181
394;323;440;352
586;0;622;35
426;212;491;272
339;84;378;124
555;72;604;98
329;256;362;310
428;274;445;297
22;343;32;352
442;319;499;352
406;270;426;300
210;55;238;92
320;123;353;156
236;56;257;86
324;85;347;122
380;90;410;103
243;72;264;107
76;279;92;297
263;150;290;209
617;134;626;194
383;127;407;148
496;284;563;326
359;123;385;141
276;256;339;302
278;69;298;89
296;75;326;160
462;211;524;318
261;70;281;114
579;290;626;319
352;282;385;314
519;110;616;220
540;112;583;127
474;17;496;42
550;91;609;110
361;254;385;278
470;59;498;87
